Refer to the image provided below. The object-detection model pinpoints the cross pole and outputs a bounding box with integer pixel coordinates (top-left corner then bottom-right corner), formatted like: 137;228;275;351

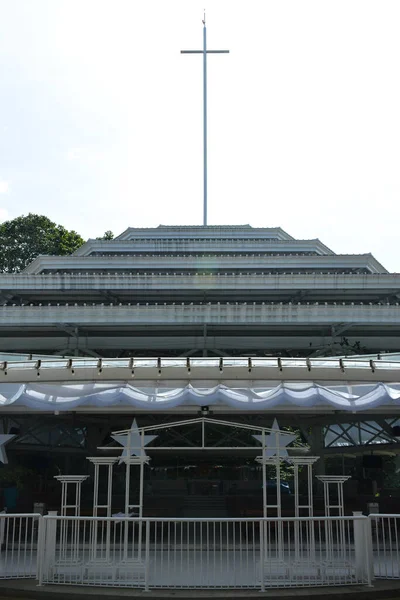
181;14;229;226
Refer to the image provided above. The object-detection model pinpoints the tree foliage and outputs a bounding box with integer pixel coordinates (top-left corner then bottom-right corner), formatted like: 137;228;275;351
96;230;114;240
0;214;84;273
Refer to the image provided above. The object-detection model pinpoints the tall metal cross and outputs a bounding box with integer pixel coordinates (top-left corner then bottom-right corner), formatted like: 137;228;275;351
181;14;229;226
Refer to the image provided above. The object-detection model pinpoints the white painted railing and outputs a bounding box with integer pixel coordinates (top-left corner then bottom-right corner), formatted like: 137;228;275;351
38;516;148;587
369;514;400;579
8;513;400;588
0;513;40;579
37;515;372;589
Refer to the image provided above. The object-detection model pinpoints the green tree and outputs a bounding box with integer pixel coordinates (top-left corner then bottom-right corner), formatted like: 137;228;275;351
96;230;114;240
0;213;84;273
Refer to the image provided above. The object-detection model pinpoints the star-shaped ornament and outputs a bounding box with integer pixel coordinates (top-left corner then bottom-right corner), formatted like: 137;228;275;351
0;434;16;465
112;419;157;464
253;419;296;458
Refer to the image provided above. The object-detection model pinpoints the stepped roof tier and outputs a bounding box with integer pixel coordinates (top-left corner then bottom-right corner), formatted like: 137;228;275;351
0;225;397;357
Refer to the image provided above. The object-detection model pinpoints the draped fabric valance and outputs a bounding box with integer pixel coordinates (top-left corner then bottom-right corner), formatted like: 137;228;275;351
1;381;400;411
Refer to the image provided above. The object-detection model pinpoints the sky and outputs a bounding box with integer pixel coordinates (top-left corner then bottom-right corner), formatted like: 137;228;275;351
0;0;400;270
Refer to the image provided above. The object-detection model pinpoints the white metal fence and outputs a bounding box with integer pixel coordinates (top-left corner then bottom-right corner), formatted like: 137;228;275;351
370;514;400;579
4;512;400;589
0;513;40;579
37;515;372;589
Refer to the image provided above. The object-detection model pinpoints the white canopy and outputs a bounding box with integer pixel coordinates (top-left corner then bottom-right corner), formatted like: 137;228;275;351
1;381;400;412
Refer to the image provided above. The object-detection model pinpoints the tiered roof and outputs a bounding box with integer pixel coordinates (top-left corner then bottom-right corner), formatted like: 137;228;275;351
0;225;397;357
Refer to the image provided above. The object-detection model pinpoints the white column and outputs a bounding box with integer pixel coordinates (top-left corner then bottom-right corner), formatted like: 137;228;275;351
316;475;350;517
87;457;118;563
54;475;89;516
255;455;283;562
42;510;58;580
54;475;89;563
353;511;371;583
291;457;319;517
122;455;150;563
87;457;118;517
255;456;283;518
122;455;150;517
316;475;351;563
291;457;319;562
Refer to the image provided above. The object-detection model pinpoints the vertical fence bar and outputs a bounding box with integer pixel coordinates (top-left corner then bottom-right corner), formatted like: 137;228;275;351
37;515;45;585
144;520;150;592
259;519;265;591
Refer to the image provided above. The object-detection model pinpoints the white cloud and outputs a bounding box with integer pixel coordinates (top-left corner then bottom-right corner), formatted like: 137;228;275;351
0;179;9;194
66;148;84;161
0;208;9;223
66;147;104;163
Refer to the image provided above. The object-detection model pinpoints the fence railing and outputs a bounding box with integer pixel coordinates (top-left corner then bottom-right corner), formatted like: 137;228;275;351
3;512;400;589
0;513;40;579
37;515;372;589
369;514;400;579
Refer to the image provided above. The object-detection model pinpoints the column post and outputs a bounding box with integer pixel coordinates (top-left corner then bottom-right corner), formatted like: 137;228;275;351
353;511;372;585
42;511;58;580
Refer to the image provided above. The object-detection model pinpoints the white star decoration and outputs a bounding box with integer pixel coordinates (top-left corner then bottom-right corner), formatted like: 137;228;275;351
0;434;16;465
112;419;157;464
253;419;296;458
